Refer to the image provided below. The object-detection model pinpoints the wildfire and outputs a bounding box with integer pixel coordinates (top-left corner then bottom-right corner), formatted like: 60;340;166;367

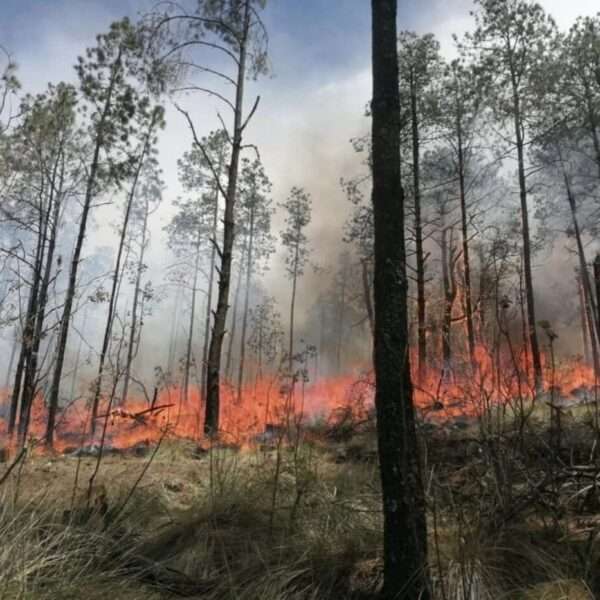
0;342;598;454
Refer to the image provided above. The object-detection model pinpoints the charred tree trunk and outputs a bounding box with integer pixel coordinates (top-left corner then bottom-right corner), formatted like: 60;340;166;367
204;0;252;436
371;1;429;597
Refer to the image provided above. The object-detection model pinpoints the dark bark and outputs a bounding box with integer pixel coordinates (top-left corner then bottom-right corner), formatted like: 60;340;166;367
204;0;252;436
19;151;64;444
509;62;543;393
456;114;476;367
371;1;429;597
410;74;427;383
201;182;221;395
9;177;47;437
45;50;122;447
89;123;154;435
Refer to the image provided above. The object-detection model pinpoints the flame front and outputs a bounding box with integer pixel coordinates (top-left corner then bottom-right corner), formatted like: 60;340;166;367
0;341;597;453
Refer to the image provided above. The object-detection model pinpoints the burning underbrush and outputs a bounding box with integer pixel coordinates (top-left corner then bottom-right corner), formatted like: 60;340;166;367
1;343;598;457
2;348;600;598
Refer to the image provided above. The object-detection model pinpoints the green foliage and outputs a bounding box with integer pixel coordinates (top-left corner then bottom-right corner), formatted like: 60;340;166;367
237;156;275;269
166;129;229;254
280;187;312;279
468;0;558;128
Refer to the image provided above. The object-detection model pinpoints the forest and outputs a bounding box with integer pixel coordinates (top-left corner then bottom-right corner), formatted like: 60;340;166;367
1;0;600;598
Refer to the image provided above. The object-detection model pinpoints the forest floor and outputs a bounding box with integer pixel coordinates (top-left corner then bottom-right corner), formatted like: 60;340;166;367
2;402;600;599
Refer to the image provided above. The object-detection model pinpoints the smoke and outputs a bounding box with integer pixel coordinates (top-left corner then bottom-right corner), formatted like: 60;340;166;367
0;0;598;387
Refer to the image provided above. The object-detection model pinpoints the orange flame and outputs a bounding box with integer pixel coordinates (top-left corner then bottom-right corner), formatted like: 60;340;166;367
0;342;597;452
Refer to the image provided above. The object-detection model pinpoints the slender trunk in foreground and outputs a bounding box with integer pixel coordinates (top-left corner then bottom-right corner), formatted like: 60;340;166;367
204;0;252;436
371;1;429;597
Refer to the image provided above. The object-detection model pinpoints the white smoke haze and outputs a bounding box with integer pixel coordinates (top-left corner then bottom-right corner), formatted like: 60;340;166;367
0;0;598;388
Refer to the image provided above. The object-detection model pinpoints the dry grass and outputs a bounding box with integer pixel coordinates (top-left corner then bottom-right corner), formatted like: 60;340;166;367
1;417;600;599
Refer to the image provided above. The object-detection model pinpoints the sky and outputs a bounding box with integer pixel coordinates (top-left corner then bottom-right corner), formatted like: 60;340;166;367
0;0;599;362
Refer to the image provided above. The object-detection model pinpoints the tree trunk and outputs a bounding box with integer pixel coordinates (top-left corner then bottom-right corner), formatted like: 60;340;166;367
237;206;255;403
509;68;543;393
410;75;427;384
89;137;152;434
441;223;457;379
122;193;151;406
456;114;476;367
371;1;429;597
167;284;182;377
19;152;64;444
361;258;375;339
582;267;600;376
564;168;600;375
9;187;47;436
204;0;251;436
4;328;18;393
68;305;88;403
594;254;600;331
184;233;202;412
582;78;600;180
45;51;122;447
225;252;244;381
288;241;300;378
578;272;592;364
335;261;348;374
201;182;221;395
